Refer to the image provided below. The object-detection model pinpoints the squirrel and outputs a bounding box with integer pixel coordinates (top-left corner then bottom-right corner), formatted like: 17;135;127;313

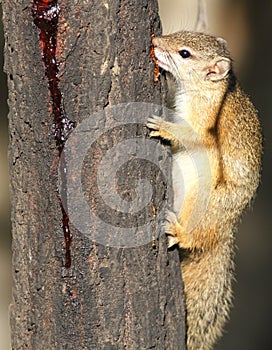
147;31;262;350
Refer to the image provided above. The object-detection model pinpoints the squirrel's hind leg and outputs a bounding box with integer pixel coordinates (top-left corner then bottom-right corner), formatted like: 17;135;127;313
165;209;196;250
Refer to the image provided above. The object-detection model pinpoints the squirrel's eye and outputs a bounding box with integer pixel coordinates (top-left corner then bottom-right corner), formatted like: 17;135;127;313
179;49;191;58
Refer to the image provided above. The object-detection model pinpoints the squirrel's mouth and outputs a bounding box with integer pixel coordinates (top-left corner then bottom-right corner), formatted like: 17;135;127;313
154;49;171;72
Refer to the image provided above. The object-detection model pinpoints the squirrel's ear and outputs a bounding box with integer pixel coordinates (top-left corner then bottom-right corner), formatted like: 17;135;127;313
216;37;227;49
206;58;231;81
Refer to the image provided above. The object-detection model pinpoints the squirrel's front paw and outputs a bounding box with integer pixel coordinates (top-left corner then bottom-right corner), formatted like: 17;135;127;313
164;209;180;248
146;115;164;137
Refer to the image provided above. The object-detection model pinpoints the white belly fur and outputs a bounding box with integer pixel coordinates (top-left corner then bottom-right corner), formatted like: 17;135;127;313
172;147;212;215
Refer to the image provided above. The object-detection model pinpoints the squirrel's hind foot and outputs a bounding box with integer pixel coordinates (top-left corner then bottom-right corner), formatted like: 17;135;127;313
164;209;181;248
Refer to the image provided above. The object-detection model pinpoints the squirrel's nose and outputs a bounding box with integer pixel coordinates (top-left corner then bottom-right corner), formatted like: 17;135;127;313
152;37;160;47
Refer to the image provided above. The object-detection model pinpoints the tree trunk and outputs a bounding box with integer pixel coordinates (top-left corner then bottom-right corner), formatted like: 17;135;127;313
3;0;186;348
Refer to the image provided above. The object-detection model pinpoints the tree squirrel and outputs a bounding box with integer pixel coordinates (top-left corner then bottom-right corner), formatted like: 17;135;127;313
147;31;262;350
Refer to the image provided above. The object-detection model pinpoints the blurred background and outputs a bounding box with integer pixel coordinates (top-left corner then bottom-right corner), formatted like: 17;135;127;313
0;0;271;349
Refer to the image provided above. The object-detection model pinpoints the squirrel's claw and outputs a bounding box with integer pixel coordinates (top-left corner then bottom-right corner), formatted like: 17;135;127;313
146;115;163;130
164;209;179;248
165;209;178;223
167;236;179;248
149;130;161;138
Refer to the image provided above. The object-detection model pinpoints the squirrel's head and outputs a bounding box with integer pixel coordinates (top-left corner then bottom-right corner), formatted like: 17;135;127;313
152;31;232;88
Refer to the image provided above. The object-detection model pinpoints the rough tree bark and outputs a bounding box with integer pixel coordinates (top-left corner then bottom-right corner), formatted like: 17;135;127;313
3;0;186;348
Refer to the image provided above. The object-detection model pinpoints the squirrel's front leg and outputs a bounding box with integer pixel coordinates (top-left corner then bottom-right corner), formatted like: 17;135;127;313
146;116;179;144
147;115;200;148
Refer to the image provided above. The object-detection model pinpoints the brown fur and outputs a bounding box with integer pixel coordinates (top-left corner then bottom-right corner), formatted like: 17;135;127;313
147;31;262;349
